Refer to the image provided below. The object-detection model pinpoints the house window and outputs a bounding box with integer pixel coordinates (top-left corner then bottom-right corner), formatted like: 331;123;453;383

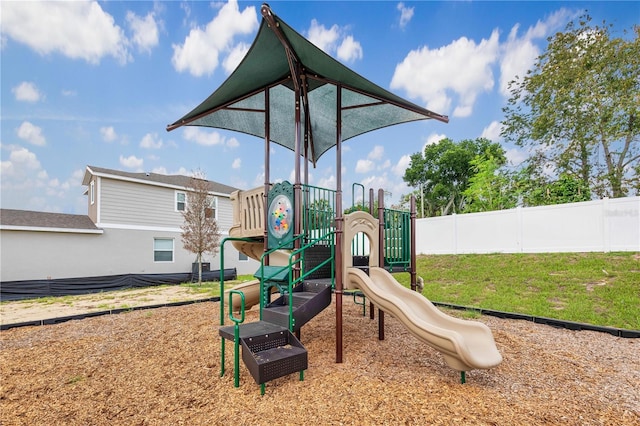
176;192;186;211
154;238;174;262
239;252;248;261
205;196;218;219
90;181;95;205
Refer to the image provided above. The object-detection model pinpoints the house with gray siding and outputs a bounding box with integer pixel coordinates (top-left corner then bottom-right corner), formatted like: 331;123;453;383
1;166;257;286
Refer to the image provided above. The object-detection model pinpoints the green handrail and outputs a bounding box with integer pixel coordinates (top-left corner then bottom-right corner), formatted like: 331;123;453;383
228;290;245;388
257;230;335;331
257;233;306;319
219;236;259;326
282;231;335;331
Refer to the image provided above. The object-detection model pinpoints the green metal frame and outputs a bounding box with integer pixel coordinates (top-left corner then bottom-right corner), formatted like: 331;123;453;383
257;231;335;331
219;236;261;326
228;290;245;388
383;207;411;271
301;183;336;246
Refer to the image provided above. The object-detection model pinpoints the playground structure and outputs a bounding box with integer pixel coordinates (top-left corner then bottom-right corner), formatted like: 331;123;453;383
166;4;502;392
215;184;502;392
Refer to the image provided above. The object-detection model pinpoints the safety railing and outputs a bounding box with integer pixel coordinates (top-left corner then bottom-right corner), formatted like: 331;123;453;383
230;186;265;238
257;230;335;331
383;207;411;270
301;184;336;246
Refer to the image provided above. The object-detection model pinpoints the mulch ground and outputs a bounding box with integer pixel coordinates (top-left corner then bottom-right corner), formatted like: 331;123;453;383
1;297;638;425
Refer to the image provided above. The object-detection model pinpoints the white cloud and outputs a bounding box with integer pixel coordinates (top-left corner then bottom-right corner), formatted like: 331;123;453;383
1;145;42;178
355;159;374;174
307;19;340;52
182;127;227;146
126;11;160;54
360;174;390;192
232;158;241;169
171;0;258;76
317;174;336;191
337;35;363;63
397;3;414;29
0;1;131;64
1;146;88;212
307;19;362;63
17;121;46;146
391;30;500;117
481;121;503;142
368;145;384;160
140;132;163;149
499;9;575;96
12;81;42;102
423;133;446;152
505;147;528;167
227;137;240;148
223;42;250;74
119;154;143;170
393;154;411;177
100;126;118;142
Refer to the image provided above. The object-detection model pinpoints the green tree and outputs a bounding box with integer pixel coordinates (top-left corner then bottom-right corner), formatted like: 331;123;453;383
181;170;221;284
512;166;591;207
463;155;516;213
403;138;506;216
502;15;640;198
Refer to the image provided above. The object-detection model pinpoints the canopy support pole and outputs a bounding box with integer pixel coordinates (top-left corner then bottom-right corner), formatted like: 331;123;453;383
335;85;344;363
263;88;271;263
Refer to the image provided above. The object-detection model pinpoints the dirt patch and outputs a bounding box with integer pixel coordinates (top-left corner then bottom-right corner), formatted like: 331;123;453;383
1;296;638;425
0;286;211;325
584;279;609;292
548;297;566;310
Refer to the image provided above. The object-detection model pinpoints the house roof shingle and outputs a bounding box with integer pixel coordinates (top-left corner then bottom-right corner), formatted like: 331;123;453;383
0;209;101;232
84;166;240;195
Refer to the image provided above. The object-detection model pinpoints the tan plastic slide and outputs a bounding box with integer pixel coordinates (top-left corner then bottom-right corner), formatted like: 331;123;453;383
346;266;503;371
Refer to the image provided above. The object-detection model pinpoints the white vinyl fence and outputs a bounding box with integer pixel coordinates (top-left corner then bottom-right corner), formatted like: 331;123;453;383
416;196;640;254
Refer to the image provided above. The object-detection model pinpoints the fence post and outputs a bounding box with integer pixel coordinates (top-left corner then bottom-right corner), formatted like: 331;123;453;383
602;197;610;253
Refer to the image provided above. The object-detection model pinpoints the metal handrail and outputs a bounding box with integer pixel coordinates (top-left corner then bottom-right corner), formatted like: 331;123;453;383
257;230;335;330
219;235;261;326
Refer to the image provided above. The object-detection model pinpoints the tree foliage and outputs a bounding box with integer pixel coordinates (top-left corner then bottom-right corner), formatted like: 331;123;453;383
181;170;220;284
462;155;516;213
502;15;640;198
512;164;592;207
403;138;506;216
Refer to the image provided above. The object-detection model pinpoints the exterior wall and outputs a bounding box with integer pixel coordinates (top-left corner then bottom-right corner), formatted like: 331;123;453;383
1;227;258;282
1;172;256;283
416;196;640;255
96;178;234;231
99;179;184;228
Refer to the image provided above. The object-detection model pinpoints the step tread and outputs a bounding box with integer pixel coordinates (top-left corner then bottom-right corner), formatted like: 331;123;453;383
249;345;307;365
218;321;287;341
253;265;289;283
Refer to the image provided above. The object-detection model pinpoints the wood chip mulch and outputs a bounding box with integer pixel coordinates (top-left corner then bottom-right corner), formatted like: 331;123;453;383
1;296;638;425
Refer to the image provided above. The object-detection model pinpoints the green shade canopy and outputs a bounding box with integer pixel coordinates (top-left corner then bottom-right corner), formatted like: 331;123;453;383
167;3;448;165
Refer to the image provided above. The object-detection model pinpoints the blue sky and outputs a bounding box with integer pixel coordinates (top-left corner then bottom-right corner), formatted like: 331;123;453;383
1;1;638;214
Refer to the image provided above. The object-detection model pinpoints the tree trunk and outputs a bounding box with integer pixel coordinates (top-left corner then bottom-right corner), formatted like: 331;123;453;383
198;252;203;285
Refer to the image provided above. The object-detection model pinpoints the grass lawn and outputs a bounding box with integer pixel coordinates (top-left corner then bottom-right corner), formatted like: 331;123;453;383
393;252;639;330
3;254;637;331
